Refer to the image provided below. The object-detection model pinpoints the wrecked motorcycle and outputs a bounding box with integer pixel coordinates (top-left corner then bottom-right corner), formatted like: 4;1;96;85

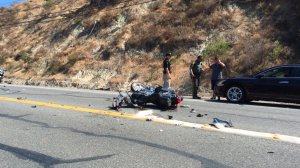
112;91;132;111
112;83;183;110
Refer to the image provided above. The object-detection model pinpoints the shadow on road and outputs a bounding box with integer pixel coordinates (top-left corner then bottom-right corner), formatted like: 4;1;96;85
0;143;114;168
0;113;232;168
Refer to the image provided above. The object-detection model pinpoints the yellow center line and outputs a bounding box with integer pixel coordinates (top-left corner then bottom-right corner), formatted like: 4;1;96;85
0;96;139;119
1;96;300;144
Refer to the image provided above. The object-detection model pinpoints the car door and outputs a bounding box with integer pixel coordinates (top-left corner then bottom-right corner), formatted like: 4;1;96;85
252;67;294;100
288;67;300;101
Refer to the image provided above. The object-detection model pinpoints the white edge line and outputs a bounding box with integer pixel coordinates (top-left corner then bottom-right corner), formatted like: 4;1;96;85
135;112;300;145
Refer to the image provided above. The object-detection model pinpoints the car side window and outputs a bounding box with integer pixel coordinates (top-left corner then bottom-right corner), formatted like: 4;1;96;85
292;67;300;77
260;67;292;78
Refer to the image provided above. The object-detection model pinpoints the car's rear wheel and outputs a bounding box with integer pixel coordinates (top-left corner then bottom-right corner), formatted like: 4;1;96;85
226;86;245;103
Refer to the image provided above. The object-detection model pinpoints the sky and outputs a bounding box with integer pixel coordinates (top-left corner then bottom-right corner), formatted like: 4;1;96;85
0;0;27;7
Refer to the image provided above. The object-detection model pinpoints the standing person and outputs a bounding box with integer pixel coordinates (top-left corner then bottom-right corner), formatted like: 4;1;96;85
210;56;225;99
163;53;172;88
190;56;203;99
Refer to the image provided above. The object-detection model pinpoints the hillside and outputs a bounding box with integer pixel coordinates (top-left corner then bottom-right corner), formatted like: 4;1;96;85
0;0;299;94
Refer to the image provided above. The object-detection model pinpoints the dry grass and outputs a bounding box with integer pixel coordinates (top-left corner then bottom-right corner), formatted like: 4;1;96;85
0;0;299;92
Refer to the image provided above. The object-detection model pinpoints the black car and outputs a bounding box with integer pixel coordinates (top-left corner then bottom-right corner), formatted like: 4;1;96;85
215;64;300;103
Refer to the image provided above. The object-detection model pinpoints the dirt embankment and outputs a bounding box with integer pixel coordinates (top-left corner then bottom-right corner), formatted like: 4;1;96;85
0;0;299;94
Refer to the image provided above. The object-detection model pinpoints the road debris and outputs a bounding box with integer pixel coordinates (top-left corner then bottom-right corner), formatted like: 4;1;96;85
17;97;22;100
212;118;233;129
180;105;190;108
175;123;183;126
146;118;152;122
112;91;132;111
190;109;196;113
196;114;204;117
267;152;274;154
31;105;37;108
159;129;163;132
168;115;173;119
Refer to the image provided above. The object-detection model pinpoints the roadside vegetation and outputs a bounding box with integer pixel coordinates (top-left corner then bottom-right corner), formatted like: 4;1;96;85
0;0;299;93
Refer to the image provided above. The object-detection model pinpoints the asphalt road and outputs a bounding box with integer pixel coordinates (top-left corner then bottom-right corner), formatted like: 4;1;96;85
0;84;299;168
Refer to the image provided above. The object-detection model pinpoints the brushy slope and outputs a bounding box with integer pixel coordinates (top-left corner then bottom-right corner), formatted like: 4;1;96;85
0;0;299;94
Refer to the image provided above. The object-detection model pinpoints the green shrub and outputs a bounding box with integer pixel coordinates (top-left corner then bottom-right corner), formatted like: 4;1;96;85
203;38;230;57
271;40;283;58
43;0;54;10
47;60;61;75
170;55;179;63
21;54;32;63
67;53;80;65
15;52;32;63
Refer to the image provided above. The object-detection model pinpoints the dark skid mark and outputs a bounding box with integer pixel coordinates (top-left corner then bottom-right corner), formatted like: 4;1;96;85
14;114;32;118
0;143;114;168
0;113;231;168
0;88;10;92
62;92;111;101
63;129;232;168
0;114;50;128
0;87;111;101
103;135;230;168
0;87;21;95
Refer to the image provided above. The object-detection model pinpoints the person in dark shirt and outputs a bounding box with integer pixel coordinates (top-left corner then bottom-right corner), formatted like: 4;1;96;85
0;67;4;83
210;56;225;99
190;56;203;99
163;53;172;88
